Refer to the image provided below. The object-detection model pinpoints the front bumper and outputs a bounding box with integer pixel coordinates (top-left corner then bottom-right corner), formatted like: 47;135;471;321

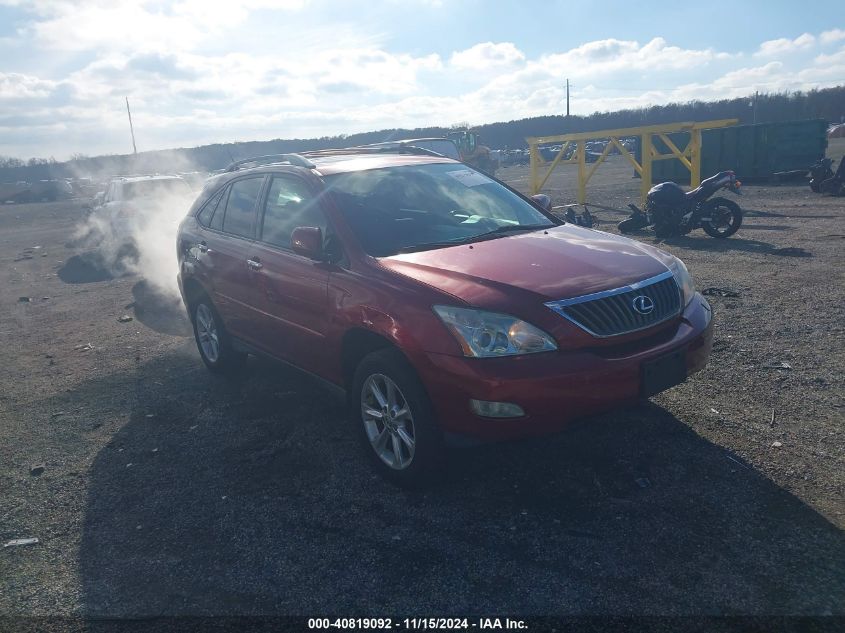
415;294;713;441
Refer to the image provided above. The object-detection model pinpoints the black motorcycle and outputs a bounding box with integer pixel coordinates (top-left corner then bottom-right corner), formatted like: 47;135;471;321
809;158;834;193
619;170;743;239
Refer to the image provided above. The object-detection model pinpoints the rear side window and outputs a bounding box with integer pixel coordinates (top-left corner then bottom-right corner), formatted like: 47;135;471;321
260;177;324;249
197;188;225;227
222;177;263;238
210;186;227;231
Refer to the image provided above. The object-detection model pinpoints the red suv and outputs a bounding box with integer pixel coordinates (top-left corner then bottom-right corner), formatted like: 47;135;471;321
177;150;713;485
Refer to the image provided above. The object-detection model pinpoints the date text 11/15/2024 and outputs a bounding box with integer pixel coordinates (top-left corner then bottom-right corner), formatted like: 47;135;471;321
307;618;528;630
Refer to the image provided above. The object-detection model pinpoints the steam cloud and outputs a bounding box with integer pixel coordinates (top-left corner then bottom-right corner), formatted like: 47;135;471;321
72;161;204;302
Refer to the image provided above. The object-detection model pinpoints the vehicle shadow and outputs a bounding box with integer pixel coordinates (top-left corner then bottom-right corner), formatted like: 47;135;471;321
743;208;838;220
657;235;778;255
664;236;816;258
64;349;845;619
739;224;792;231
130;280;192;337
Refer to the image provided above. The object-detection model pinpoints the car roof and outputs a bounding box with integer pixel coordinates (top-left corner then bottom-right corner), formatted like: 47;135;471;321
200;151;460;194
364;137;457;146
113;174;187;183
309;153;455;176
215;152;457;179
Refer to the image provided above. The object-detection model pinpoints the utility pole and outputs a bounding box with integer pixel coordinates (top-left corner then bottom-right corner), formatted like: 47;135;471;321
125;97;137;154
752;90;759;125
566;78;570;118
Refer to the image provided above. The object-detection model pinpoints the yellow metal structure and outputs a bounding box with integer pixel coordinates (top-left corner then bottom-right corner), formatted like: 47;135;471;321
527;119;738;204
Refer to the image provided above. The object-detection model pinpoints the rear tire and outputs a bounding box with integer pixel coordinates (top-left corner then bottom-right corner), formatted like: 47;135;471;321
701;197;742;238
191;296;247;374
351;348;445;488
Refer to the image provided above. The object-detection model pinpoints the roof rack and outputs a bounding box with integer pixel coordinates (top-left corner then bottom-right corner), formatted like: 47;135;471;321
224;153;316;172
302;145;444;159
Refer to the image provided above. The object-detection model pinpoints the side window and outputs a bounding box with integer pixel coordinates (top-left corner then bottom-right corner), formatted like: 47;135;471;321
222;177;263;238
260;177;325;249
210;186;228;231
197;188;224;227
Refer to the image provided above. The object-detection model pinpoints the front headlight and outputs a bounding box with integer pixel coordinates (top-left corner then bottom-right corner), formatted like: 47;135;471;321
433;306;558;357
668;257;695;306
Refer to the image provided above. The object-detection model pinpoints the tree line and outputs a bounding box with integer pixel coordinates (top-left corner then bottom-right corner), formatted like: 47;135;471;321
2;86;843;183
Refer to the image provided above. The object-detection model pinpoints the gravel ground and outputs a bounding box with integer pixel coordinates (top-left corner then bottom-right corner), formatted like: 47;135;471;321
0;141;843;627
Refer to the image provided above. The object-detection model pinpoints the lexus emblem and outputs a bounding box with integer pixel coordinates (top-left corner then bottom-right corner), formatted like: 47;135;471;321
632;295;655;315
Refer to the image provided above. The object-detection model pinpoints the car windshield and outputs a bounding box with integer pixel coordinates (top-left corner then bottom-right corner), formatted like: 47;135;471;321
325;163;556;257
124;179;191;200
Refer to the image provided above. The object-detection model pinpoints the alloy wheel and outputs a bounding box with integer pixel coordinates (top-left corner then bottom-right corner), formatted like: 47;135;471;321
195;304;220;363
710;206;736;234
361;373;416;470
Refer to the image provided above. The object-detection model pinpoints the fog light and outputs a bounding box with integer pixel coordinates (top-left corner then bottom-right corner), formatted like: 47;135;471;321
469;399;525;418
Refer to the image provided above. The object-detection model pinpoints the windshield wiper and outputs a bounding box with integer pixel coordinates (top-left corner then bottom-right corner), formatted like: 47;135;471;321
396;238;475;253
394;224;553;254
469;223;553;241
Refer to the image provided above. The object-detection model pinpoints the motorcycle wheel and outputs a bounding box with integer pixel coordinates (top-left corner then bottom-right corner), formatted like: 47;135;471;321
809;179;822;193
701;197;742;238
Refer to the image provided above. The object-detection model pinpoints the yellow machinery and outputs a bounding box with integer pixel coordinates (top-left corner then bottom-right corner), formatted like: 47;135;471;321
527;119;738;204
447;130;498;175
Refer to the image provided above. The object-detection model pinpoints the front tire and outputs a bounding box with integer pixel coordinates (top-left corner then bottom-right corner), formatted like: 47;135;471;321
191;297;246;374
701;197;742;238
351;348;444;487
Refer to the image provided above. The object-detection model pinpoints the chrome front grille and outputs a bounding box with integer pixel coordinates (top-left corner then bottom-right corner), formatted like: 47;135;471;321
545;271;682;337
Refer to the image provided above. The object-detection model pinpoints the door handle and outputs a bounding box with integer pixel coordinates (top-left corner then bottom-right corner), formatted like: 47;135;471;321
247;258;263;270
197;241;209;253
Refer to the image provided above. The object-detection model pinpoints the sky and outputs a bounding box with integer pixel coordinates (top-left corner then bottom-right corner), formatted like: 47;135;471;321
0;0;843;160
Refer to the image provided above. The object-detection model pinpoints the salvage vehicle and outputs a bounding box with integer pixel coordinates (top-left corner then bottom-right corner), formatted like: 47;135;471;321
619;170;743;239
176;150;713;485
94;174;193;241
0;181;32;203
0;179;73;203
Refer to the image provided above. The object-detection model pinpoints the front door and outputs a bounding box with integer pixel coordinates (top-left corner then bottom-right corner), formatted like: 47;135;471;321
248;175;331;374
199;176;265;344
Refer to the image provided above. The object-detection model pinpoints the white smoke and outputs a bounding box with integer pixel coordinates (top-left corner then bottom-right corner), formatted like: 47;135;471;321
73;171;204;300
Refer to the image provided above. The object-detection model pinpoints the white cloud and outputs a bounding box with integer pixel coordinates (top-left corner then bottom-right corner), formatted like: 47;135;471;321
6;0;310;52
820;29;845;45
1;12;843;160
755;33;815;57
0;71;59;100
450;42;525;70
537;37;733;75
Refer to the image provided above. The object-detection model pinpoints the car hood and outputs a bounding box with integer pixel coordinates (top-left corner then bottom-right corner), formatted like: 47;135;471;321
378;224;671;308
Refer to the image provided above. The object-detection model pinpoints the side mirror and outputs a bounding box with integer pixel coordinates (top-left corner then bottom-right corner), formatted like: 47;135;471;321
291;226;324;260
531;193;552;212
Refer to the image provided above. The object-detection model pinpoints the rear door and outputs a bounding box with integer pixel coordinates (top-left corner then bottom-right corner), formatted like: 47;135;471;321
196;176;266;344
249;174;331;374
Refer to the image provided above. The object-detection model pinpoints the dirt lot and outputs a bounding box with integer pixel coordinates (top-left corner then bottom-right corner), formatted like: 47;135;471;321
1;141;843;626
